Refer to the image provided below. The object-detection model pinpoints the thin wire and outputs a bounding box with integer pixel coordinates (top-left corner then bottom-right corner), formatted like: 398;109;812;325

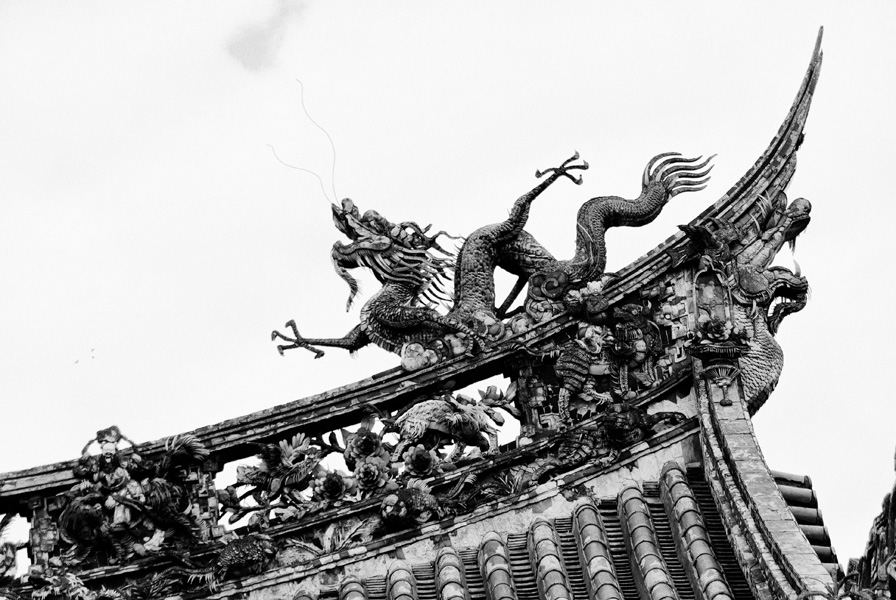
296;79;339;203
266;144;332;205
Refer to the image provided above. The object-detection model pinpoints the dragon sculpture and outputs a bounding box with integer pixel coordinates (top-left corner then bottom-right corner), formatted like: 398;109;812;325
730;192;811;413
272;197;484;359
273;151;713;370
681;190;811;414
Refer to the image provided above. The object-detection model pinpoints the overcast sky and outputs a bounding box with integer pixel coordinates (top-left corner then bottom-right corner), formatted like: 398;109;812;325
2;1;895;566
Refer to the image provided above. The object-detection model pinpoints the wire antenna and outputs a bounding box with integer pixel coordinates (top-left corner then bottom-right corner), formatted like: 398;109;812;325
266;144;331;204
296;79;339;203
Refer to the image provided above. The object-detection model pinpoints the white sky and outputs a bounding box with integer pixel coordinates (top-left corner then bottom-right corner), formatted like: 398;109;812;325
1;1;895;567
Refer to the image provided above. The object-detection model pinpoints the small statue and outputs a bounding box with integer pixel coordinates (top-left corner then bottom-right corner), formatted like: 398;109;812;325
165;533;277;589
380;479;443;528
70;427;146;540
386;392;506;462
611;304;664;397
60;428;208;566
678;216;743;273
555;323;614;426
237;433;327;501
529;426;614;484
604;402;685;448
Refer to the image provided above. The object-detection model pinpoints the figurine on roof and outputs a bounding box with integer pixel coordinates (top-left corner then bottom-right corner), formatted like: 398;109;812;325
58;429;209;566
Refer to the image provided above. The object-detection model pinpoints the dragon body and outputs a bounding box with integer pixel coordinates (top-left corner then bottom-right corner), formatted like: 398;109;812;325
498;152;714;296
275;152;712;369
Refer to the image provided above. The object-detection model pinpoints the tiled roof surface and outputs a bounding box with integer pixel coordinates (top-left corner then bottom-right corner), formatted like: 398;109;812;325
770;470;840;578
291;464;757;600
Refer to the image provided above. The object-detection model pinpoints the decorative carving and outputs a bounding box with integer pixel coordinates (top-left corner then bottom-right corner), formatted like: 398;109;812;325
233;433;334;526
282;519;375;563
555;324;614;426
29;569;122;600
164;533;277;590
701;363;741;406
603;401;685;447
50;429;210;570
309;470;357;505
677;191;811;413
380;480;443;528
529;426;614;484
847;447;896;598
610;304;664;398
400;445;441;479
386;393;506;463
0;515;23;587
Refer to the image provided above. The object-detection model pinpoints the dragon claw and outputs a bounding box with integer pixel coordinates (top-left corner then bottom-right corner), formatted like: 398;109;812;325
271;321;326;358
536;152;590;183
560;151;581;167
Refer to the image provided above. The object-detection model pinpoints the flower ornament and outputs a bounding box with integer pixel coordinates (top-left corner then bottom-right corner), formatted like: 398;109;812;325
311;470;357;502
402;445;439;478
472;310;506;340
343;427;390;470
400;342;440;372
699;316;733;343
355;456;392;495
443;333;470;357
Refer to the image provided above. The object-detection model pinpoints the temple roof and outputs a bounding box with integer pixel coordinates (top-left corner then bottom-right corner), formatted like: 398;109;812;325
771;471;839;578
0;28;833;600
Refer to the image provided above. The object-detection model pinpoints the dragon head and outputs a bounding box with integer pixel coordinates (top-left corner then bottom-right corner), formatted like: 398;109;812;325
331;198;363;239
781;196;812;242
731;195;812;334
733;265;809;335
